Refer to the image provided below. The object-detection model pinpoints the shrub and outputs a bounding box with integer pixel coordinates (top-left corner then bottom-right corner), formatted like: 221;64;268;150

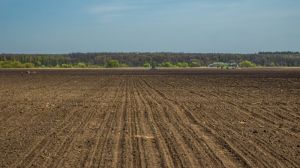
87;64;103;68
76;62;87;68
159;62;176;67
120;63;128;67
240;60;256;67
24;63;35;68
176;62;189;68
0;61;34;68
61;64;72;68
105;59;120;68
0;61;9;68
34;61;42;66
143;62;151;68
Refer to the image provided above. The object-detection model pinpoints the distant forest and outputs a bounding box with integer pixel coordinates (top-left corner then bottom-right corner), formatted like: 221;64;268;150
0;52;299;67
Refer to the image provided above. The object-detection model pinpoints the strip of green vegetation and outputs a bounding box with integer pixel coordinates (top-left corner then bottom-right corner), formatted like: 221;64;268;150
1;52;299;68
0;61;35;68
0;60;273;69
0;61;98;68
0;60;130;68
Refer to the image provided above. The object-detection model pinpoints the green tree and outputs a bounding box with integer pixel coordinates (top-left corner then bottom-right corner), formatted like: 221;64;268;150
143;62;151;68
76;62;87;68
34;60;42;67
160;62;175;67
61;64;72;68
120;63;128;67
0;61;34;68
240;60;256;67
176;62;189;67
24;63;35;68
105;59;120;68
11;61;24;68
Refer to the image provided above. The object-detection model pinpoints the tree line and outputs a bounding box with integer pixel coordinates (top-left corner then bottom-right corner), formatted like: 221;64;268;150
0;52;299;68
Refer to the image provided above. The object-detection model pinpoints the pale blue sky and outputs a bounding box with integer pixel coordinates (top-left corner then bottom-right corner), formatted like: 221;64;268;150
0;0;299;53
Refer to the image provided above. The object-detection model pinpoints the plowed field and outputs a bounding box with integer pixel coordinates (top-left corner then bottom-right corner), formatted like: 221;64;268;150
0;68;299;168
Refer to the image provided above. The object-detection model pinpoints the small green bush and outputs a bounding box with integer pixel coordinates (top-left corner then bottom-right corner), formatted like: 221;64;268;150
240;60;256;67
61;64;72;68
0;61;34;68
24;63;35;68
176;62;189;68
143;62;151;68
120;63;128;67
76;62;87;68
159;62;176;67
105;59;120;68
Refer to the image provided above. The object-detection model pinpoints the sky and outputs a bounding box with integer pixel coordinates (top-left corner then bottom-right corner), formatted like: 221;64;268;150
0;0;299;53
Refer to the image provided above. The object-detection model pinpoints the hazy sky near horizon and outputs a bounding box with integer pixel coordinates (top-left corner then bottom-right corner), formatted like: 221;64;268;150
0;0;299;53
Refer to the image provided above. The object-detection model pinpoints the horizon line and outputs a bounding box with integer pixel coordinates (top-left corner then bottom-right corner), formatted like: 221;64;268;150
1;51;300;55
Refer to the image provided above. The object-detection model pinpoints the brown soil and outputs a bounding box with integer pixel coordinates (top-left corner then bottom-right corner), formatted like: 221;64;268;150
0;68;299;168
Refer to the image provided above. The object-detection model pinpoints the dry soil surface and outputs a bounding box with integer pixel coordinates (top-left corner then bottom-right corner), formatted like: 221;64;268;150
0;68;299;168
